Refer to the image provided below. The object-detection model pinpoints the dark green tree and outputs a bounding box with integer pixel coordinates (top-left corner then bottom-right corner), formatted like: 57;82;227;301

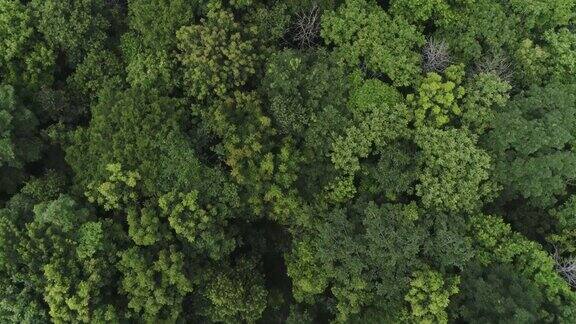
0;84;42;196
485;83;576;208
0;191;127;323
0;0;54;92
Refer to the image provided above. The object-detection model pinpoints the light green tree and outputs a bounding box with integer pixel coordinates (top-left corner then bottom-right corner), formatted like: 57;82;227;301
321;0;425;86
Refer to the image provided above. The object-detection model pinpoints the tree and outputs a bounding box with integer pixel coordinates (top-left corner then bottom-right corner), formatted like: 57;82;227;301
3;0;576;322
321;0;425;86
421;37;452;73
404;270;459;324
66;87;197;196
451;263;545;324
0;193;49;323
67;49;124;105
201;258;268;323
407;64;466;128
0;193;127;323
329;78;410;202
460;72;511;135
68;88;242;258
467;214;576;322
290;4;321;48
122;0;200;93
485;83;576;208
33;197;124;323
359;141;418;202
415;127;496;213
434;0;575;64
0;84;42;196
515;28;576;87
176;1;259;101
159;189;237;260
407;63;511;133
390;0;451;24
117;246;192;322
548;196;576;257
286;202;426;322
260;49;350;136
30;0;111;66
0;0;54;92
128;0;200;51
122;34;177;93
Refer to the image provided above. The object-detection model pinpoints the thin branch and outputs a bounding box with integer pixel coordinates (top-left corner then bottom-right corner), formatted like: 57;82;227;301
422;37;452;73
474;52;514;83
291;4;321;48
553;247;576;288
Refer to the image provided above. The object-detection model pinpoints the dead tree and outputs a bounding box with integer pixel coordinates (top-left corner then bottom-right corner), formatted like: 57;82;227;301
474;52;514;83
291;4;321;48
553;248;576;288
422;37;451;73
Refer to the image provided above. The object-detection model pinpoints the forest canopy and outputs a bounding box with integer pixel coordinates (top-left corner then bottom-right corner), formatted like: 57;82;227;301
1;0;576;323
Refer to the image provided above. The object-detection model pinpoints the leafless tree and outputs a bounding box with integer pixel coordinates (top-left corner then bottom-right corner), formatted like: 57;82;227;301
422;38;452;73
291;4;321;48
553;248;576;288
474;52;514;83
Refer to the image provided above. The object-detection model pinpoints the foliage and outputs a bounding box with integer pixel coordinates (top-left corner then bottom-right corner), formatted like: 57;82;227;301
261;49;349;135
515;28;576;86
467;214;576;322
485;83;576;208
177;1;258;101
202;259;268;323
408;64;466;128
127;0;200;51
321;0;425;86
0;0;54;92
451;263;546;324
548;196;576;255
0;194;126;323
434;0;575;63
0;84;41;195
30;0;111;66
328;78;409;201
66;87;197;196
287;202;426;322
390;0;451;23
404;270;459;324
118;246;192;322
122;0;201;93
461;72;511;134
68;49;124;104
415;127;496;213
2;0;576;322
159;190;236;259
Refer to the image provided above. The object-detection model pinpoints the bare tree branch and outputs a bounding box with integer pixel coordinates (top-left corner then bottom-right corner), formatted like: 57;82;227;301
553;247;576;288
291;4;321;48
422;37;452;73
474;52;514;83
